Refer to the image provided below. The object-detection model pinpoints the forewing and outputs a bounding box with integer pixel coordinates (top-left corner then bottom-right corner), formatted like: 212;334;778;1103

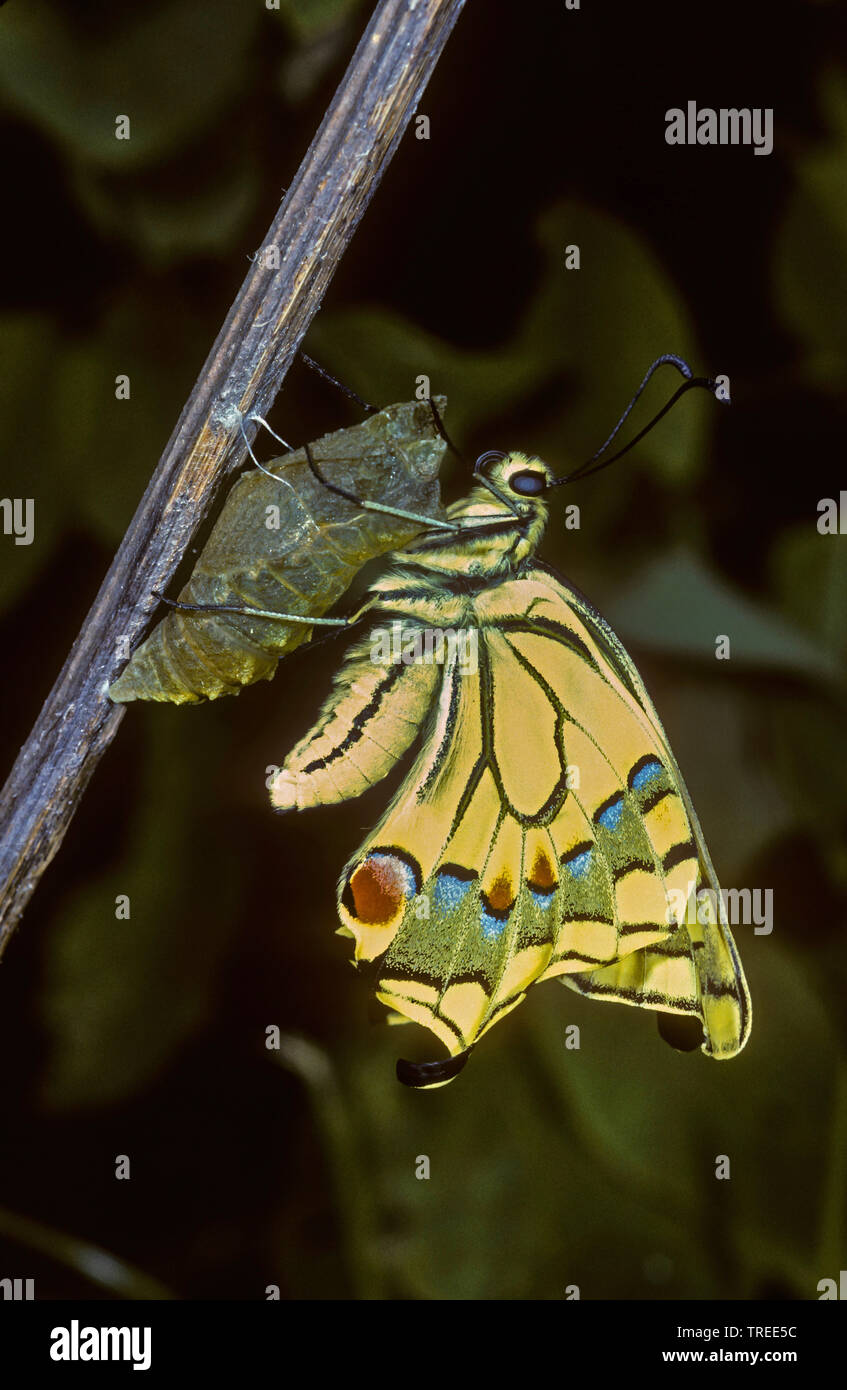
270;631;441;810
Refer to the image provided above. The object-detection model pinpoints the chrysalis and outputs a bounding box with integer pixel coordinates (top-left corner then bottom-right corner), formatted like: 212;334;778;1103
110;398;447;704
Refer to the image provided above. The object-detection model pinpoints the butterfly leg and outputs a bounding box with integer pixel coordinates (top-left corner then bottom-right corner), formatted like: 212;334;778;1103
153;593;353;627
303;441;460;533
298;351;378;413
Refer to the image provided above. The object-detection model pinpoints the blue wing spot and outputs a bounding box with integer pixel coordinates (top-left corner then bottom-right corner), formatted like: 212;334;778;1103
630;758;664;791
480;906;508;940
530;887;556;908
565;849;592;880
596;794;624;831
432;868;475;913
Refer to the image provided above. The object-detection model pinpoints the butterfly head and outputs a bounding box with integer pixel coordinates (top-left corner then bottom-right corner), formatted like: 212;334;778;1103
415;450;559;576
473;449;557;502
404;451;560;576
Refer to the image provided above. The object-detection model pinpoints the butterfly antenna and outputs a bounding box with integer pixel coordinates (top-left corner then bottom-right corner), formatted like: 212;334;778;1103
299;352;378;414
554;354;723;486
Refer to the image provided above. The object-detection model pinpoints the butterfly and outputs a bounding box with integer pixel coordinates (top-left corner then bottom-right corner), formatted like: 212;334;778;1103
270;358;752;1087
110;399;447;704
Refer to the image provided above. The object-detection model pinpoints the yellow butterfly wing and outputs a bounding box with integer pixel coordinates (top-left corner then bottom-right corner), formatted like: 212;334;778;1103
509;564;751;1061
274;562;750;1086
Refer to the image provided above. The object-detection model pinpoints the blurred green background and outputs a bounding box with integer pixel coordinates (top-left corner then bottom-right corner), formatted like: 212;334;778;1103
1;0;846;1300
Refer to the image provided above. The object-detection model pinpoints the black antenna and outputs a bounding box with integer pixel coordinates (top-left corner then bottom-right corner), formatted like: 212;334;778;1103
553;354;722;487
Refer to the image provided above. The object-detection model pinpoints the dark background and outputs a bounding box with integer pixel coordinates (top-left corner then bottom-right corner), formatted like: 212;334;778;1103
0;0;845;1300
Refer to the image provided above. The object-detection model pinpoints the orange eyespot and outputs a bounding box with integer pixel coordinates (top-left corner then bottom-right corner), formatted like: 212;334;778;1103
342;850;419;925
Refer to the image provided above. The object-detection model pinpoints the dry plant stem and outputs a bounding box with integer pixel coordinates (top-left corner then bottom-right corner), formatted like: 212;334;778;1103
0;0;467;954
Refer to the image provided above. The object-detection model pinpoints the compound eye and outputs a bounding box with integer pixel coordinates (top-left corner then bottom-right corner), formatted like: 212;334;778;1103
509;469;546;496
